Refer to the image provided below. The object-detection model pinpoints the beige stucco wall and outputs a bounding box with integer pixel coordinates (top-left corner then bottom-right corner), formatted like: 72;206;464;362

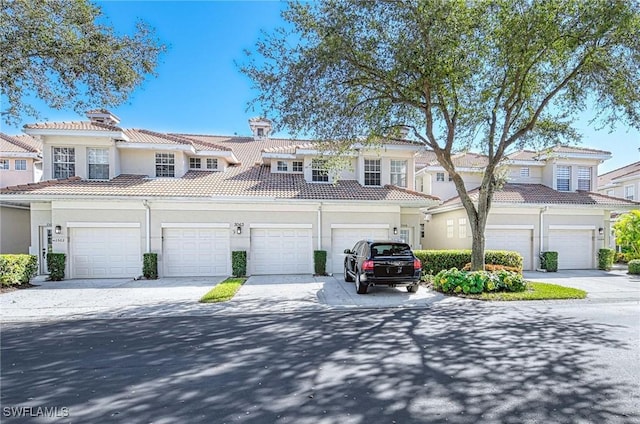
0;157;38;187
42;136;115;180
599;176;640;201
505;164;543;184
0;205;30;254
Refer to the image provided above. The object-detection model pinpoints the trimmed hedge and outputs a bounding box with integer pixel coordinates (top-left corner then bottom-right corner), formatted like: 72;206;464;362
629;259;640;275
143;253;158;279
598;248;615;271
232;251;247;277
433;268;526;294
540;251;558;272
0;254;38;286
414;249;523;275
47;253;66;281
314;250;327;275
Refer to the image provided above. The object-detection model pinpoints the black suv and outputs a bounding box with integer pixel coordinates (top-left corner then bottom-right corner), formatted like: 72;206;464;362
343;240;422;294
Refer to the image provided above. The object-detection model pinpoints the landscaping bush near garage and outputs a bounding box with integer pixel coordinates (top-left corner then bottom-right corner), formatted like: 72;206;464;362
46;253;66;281
0;254;38;286
629;259;640;275
598;248;615;271
414;249;523;276
540;251;558;272
433;268;526;294
143;253;158;279
314;250;327;275
232;251;247;277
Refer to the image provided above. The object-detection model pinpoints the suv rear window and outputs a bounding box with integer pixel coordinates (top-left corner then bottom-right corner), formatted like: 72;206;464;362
371;243;412;257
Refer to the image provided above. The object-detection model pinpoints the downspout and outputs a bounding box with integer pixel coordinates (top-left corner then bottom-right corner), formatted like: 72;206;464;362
317;203;322;250
143;200;151;253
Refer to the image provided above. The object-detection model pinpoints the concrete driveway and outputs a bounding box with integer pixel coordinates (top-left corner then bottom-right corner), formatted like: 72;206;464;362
1;270;637;322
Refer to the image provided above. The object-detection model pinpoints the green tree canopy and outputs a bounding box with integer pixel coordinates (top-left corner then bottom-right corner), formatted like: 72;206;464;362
243;0;640;270
613;210;640;258
0;0;166;126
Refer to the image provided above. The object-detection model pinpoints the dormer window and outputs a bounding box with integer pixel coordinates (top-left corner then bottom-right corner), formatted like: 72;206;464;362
520;167;530;178
364;159;381;186
312;159;329;182
88;148;109;180
257;128;264;137
277;161;288;172
53;147;75;179
436;172;445;182
556;165;570;191
190;158;202;169
292;161;303;173
155;153;175;177
207;158;218;170
577;167;591;191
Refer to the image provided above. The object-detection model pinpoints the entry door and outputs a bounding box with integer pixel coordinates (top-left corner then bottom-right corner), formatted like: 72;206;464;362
39;226;52;274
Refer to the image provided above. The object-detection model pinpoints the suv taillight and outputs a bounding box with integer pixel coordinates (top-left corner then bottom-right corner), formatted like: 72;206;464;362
362;260;374;271
413;258;422;269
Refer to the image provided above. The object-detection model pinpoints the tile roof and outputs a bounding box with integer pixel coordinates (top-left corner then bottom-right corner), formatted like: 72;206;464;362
0;166;438;203
437;183;639;208
506;150;539;161
549;145;611;155
24;120;123;132
598;161;640;187
0;133;41;153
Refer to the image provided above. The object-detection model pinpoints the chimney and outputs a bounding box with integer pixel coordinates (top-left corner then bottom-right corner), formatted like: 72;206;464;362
249;117;273;140
86;109;121;126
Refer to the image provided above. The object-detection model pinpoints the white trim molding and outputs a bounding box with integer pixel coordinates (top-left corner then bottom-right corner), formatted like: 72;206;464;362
486;225;535;230
548;225;596;230
330;223;390;229
161;223;230;229
249;223;313;229
67;222;140;228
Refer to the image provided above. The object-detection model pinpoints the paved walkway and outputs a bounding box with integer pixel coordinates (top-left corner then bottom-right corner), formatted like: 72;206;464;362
1;270;637;322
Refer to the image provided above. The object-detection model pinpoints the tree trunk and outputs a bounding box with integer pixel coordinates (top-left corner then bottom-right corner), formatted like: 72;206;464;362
469;215;486;271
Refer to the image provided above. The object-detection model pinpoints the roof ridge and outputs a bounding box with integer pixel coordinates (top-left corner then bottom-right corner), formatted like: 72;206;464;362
134;129;193;145
598;160;640;177
0;132;39;153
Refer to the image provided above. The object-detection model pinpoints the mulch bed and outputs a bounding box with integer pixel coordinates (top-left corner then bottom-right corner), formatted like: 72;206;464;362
0;282;38;294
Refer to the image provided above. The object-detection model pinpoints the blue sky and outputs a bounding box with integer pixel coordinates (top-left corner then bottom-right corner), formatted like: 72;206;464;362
2;0;639;173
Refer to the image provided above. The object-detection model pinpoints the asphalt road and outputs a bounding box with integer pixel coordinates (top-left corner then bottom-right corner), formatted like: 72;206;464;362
1;301;639;424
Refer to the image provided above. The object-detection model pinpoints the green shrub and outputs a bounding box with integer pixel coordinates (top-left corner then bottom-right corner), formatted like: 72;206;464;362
629;259;640;275
432;268;526;294
314;250;327;275
232;251;247;277
47;253;66;281
0;254;38;286
414;249;523;275
540;251;558;272
615;252;628;263
598;248;615;271
143;253;158;279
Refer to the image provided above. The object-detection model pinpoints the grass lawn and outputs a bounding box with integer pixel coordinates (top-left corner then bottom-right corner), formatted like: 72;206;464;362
200;277;247;303
470;281;587;301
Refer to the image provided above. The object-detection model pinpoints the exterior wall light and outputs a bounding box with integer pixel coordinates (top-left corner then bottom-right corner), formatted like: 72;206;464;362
55;225;62;234
598;227;604;235
393;227;398;235
236;226;242;235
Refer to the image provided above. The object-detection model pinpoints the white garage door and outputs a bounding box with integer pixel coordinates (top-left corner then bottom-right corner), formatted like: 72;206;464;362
163;228;230;277
485;229;533;270
250;227;313;275
331;227;389;275
549;229;593;269
70;227;141;278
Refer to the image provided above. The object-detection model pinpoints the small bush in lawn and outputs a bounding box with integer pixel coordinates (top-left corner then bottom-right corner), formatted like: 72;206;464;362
47;253;66;281
433;268;526;294
0;254;38;286
629;259;640;275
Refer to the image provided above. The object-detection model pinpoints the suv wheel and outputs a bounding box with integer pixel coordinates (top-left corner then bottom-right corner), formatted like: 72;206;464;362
407;284;419;293
344;264;354;282
355;271;368;294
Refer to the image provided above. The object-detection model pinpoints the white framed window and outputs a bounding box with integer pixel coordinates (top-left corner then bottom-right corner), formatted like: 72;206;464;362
520;167;530;178
399;228;411;245
257;128;264;137
312;159;329;182
446;219;454;238
14;159;27;170
625;185;635;200
87;148;109;180
277;161;288;172
436;172;445;182
420;223;425;238
155;153;175;177
577;167;591;191
458;218;467;239
0;159;8;170
390;160;407;187
606;189;615;196
206;158;218;170
364;159;381;186
189;157;202;169
292;161;303;173
53;147;75;179
556;165;571;191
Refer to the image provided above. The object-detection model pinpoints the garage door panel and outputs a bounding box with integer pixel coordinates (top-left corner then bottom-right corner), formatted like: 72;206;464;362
163;228;230;277
71;227;141;279
549;230;592;269
331;227;389;275
485;229;532;270
250;228;312;275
